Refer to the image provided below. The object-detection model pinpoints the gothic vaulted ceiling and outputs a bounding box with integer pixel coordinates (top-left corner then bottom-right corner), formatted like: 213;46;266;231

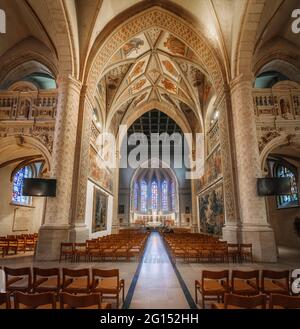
97;29;213;134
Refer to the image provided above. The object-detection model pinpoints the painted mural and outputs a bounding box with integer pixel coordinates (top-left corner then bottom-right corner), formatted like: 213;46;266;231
199;146;222;190
122;37;144;56
89;147;113;193
199;183;224;235
163;34;185;56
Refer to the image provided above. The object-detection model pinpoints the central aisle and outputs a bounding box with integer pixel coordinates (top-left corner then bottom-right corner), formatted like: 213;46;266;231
129;231;190;309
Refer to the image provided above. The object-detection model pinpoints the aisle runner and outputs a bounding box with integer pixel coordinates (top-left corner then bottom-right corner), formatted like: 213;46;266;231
124;231;196;309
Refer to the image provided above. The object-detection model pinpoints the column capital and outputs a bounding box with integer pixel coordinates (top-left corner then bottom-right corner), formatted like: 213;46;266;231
230;73;253;93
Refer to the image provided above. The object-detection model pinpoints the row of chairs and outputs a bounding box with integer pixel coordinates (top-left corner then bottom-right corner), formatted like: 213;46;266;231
0;291;111;309
164;234;253;263
0;234;38;257
60;233;149;263
195;269;298;308
211;293;300;309
2;266;125;309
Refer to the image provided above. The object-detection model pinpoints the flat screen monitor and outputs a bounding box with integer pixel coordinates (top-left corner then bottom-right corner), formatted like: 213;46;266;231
257;177;291;196
23;178;56;197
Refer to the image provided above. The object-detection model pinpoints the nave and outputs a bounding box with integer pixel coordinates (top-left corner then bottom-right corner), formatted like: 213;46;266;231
1;230;299;309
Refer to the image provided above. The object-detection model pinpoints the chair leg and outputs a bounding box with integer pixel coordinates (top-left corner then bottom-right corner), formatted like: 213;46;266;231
202;295;205;309
195;284;198;304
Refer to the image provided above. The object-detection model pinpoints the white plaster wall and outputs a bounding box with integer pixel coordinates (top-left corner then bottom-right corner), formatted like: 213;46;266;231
85;179;113;238
0;165;44;236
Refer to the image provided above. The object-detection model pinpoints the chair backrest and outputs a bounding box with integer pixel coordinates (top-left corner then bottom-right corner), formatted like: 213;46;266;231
232;270;259;280
61;243;73;250
261;270;289;289
202;270;229;282
4;267;31;277
33;267;60;286
62;268;90;288
59;292;101;309
269;294;300;309
92;269;119;290
14;292;56;309
240;244;252;251
224;293;267;309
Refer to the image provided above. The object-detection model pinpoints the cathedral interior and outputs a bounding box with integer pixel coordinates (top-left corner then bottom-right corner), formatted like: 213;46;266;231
0;0;300;310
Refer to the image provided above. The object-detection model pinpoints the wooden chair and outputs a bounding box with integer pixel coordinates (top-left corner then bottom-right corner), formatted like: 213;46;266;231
25;237;35;251
62;268;90;294
14;292;56;309
261;270;290;296
0;292;10;309
6;239;18;255
231;270;259;296
74;243;87;262
91;269;125;309
17;238;26;253
59;243;74;262
269;294;300;309
212;293;267;309
240;244;253;262
33;268;60;294
4;267;32;293
59;292;111;309
227;244;240;263
195;270;230;309
0;239;8;257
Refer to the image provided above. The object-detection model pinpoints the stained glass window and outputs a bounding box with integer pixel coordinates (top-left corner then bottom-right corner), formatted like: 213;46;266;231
171;180;176;212
151;181;158;210
140;180;147;212
162;180;168;211
12;165;33;205
133;182;139;211
276;164;299;208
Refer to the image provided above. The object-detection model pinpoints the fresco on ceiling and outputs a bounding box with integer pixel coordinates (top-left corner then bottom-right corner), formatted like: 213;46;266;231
199;146;222;190
161;78;177;94
199;183;224;236
133;92;148;107
129;60;146;81
89;147;113;193
163;34;185;56
132;78;147;93
162;93;178;108
123;37;144;56
161;59;179;80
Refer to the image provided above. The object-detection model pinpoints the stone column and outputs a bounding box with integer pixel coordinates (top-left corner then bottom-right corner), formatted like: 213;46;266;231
35;75;82;261
230;75;277;262
190;147;199;233
111;150;120;234
69;86;92;242
216;90;241;242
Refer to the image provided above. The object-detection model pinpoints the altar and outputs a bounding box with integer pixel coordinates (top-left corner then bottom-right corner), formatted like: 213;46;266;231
132;212;176;227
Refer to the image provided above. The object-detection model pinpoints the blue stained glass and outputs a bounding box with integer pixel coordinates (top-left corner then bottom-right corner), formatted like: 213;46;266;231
276;165;299;208
140;180;147;212
151;181;158;210
162;180;168;211
12;165;32;205
134;182;139;210
171;180;176;212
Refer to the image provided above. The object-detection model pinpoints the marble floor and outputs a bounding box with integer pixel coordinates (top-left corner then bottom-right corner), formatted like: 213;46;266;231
0;233;299;309
129;231;190;309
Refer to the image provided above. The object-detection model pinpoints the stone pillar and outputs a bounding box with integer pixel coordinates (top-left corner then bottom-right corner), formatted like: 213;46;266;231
35;75;82;261
69;87;92;242
230;75;277;262
111;150;120;234
190;147;199;233
216;90;242;242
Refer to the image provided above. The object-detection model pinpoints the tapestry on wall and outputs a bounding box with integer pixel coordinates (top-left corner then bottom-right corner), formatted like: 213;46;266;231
92;187;108;233
198;145;222;192
89;146;113;193
198;183;224;235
